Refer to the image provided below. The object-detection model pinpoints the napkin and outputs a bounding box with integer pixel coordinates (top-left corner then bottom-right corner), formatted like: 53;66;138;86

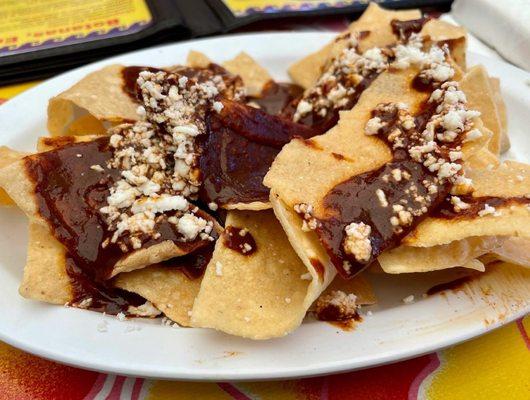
452;0;530;71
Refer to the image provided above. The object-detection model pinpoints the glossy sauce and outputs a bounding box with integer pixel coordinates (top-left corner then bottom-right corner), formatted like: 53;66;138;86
25;138;217;311
311;101;457;278
250;81;304;116
432;195;530;219
391;17;431;40
198;98;316;207
222;226;257;255
284;71;380;135
159;243;215;279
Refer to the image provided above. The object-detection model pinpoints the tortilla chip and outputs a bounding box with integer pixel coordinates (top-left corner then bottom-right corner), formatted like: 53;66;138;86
459;65;503;156
420;19;467;70
266;61;491;280
20;223;72;304
288;3;421;88
379;236;505;273
222;52;273;97
316;273;376;306
0;155;210;278
404;161;530;247
192;210;335;339
489;77;510;153
47;65;138;136
0;146;28;206
186;50;213;68
114;265;201;326
223;201;271;211
489;238;530;268
465;147;500;170
36;134;101;152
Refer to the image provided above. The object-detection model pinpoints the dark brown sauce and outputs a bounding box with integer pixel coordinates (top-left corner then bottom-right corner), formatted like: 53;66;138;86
67;257;145;314
432;195;530;220
311;100;460;278
309;257;325;282
411;74;436;93
222;226;257;255
122;66;164;101
249;81;304;116
328;315;362;331
198;99;316;207
159;243;214;279
317;306;362;323
40;136;76;149
122;63;244;103
284;71;380;135
391;17;431;41
426;276;472;296
25;138;217;310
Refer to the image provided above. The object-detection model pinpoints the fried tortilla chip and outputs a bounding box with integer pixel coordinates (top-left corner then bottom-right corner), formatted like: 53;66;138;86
420;19;467;70
114;265;201;326
186;50;213;68
288;3;421;89
223;52;273;97
0;149;212;279
20;223;72;304
489;77;510;153
192;210;346;339
379;236;504;273
47;65;138;136
489;238;530;268
459;65;503;155
0;146;28;206
404;161;530;247
265;60;489;281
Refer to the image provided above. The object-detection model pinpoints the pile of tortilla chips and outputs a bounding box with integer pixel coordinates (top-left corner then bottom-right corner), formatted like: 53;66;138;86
0;3;528;340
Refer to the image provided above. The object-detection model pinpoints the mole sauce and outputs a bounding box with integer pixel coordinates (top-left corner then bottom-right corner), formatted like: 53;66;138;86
432;195;530;220
25;138;217;311
250;81;304;116
198;99;316;206
310;100;456;278
223;226;257;255
391;17;431;41
159;243;215;279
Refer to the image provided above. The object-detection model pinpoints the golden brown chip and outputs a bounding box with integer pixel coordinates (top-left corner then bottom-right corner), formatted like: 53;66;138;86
114;266;201;326
0;146;28;206
0;152;210;278
20;223;72;304
223;52;273;97
186;50;213;68
489;77;510;153
192;210;341;339
288;3;421;88
459;65;503;155
47;65;138;136
404;162;530;247
379;236;504;273
420;19;467;70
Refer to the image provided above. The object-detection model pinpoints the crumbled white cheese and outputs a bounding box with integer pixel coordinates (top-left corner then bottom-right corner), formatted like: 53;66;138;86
343;222;372;262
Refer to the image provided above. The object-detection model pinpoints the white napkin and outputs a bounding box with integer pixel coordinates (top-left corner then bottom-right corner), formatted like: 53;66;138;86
452;0;530;71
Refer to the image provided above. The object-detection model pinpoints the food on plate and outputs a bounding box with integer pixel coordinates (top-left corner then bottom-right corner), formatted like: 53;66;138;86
0;3;528;340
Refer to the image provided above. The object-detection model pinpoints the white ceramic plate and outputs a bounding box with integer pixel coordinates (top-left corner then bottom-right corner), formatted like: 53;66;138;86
0;32;529;381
